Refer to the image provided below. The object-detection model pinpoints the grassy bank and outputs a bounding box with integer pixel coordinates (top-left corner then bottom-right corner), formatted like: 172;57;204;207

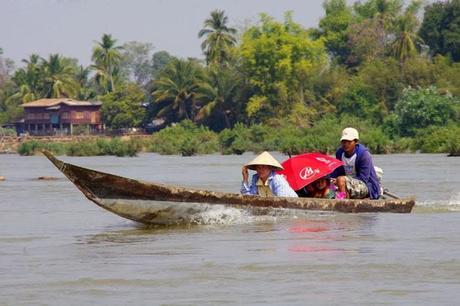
16;119;460;157
18;137;142;157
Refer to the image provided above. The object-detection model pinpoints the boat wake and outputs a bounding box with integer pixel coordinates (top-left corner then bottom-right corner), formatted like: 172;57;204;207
414;192;460;212
188;205;255;225
98;198;318;225
193;206;321;225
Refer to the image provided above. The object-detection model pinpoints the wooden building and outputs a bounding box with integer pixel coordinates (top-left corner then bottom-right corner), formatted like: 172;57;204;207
21;98;102;136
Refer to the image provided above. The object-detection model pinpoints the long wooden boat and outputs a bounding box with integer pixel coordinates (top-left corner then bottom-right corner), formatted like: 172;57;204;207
43;151;415;225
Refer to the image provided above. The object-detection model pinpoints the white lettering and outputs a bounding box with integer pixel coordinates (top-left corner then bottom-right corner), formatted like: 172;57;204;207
299;167;320;180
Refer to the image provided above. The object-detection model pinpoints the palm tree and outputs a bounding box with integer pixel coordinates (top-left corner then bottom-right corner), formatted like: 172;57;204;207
198;10;237;66
152;59;203;121
196;66;241;129
10;54;43;103
42;54;78;98
75;65;96;100
391;0;423;64
91;34;123;92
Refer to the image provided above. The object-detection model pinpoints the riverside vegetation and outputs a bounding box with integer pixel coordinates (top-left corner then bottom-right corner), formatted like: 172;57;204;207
1;0;460;157
16;118;460;156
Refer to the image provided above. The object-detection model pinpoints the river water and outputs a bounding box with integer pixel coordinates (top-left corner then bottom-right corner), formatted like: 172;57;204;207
1;153;459;305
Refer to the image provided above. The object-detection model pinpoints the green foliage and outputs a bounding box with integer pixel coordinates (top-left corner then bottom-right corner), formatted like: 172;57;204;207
239;12;328;121
353;0;403;23
218;123;251;154
198;10;237;66
336;84;382;123
152;59;205;122
4;7;460;156
67;138;141;157
391;137;416;153
217;115;390;155
120;41;154;86
394;86;459;136
100;83;147;129
196;65;244;130
18;140;67;156
151;51;175;79
148;120;219;156
92;33;124;93
17;138;141;157
66;141;102;156
433;55;460;96
401;56;437;88
11;53;79;103
346;18;386;66
17;140;41;156
419;0;460;61
0;127;16;137
317;0;355;63
413;124;460;154
391;1;423;63
353;58;403;112
359;127;392;153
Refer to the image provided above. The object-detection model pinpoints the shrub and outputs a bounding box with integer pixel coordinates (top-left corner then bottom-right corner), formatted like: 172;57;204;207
17;140;42;156
18;140;67;156
392;137;415;153
395;86;459;136
218;123;251;154
414;124;460;154
148;120;219;156
0;128;16;137
359;127;392;154
67;140;102;156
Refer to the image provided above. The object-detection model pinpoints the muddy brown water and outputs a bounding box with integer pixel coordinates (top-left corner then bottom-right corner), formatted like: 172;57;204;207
1;153;459;305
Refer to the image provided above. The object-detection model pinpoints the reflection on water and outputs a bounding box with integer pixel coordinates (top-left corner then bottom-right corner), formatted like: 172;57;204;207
1;153;460;305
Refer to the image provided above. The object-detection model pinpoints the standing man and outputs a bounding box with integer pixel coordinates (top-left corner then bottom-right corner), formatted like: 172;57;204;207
331;128;380;199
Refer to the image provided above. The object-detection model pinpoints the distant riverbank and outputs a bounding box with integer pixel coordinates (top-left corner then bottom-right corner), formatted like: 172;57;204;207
0;134;150;156
2;120;459;157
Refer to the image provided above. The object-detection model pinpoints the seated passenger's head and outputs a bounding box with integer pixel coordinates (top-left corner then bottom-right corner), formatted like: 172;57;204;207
340;127;359;154
245;151;283;180
314;177;329;191
253;165;273;179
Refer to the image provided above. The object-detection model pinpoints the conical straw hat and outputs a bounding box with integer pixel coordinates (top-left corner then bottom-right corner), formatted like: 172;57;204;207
245;151;284;171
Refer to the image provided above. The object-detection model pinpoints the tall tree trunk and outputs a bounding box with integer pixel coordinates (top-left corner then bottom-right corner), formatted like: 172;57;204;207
223;110;231;129
300;83;305;105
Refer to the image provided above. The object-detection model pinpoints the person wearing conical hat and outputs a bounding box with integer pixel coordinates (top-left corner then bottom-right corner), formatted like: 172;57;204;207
241;151;298;197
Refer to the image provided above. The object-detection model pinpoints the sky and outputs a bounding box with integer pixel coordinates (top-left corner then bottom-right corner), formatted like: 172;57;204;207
0;0;351;67
1;0;431;68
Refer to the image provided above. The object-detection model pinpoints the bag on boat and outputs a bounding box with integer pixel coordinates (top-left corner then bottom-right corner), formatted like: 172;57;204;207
374;166;384;196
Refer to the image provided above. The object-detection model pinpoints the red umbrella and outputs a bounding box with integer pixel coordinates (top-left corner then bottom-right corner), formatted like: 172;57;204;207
277;153;343;191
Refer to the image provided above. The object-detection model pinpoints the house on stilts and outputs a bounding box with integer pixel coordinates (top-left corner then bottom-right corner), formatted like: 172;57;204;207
21;98;102;136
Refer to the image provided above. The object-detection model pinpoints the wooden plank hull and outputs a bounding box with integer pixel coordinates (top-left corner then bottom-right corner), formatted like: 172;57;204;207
43;151;416;225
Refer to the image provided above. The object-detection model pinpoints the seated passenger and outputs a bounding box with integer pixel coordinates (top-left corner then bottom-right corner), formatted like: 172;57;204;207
241;151;298;197
330;127;380;199
296;184;315;197
310;176;336;199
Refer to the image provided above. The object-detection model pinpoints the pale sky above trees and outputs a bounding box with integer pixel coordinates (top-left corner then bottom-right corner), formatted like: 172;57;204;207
0;0;358;67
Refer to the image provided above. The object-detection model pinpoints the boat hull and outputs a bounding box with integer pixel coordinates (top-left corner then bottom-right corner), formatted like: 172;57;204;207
42;151;416;225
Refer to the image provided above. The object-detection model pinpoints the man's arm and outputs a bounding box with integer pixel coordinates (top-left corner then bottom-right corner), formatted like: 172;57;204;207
241;168;257;195
241;180;255;195
271;175;298;197
356;150;372;182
